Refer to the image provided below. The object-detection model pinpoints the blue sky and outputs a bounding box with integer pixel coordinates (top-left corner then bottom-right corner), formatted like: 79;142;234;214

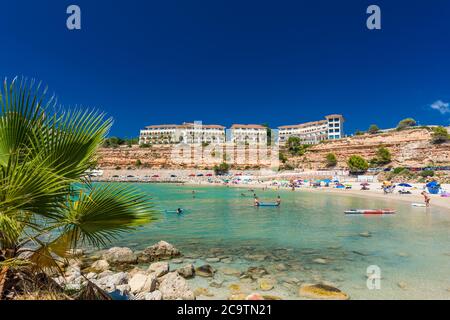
1;0;450;137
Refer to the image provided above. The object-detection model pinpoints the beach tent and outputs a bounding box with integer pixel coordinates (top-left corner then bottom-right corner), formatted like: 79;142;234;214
426;181;441;194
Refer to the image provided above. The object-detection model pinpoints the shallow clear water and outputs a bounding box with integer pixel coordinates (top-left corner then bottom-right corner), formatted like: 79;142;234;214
109;183;450;300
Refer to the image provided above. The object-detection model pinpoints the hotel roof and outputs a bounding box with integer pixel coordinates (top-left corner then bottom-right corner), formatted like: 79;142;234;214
145;123;225;129
231;124;267;129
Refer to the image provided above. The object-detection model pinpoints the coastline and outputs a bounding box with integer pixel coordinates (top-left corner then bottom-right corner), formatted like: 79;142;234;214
93;170;450;211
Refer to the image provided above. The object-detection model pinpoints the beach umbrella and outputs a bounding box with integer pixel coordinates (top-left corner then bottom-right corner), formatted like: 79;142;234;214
189;174;196;177
398;183;412;188
322;179;332;183
360;182;370;186
426;181;439;187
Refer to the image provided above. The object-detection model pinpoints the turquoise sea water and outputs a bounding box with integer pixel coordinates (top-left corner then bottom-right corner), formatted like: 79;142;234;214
109;183;450;300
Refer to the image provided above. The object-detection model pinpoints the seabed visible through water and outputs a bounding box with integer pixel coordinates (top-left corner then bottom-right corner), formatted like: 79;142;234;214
107;183;450;300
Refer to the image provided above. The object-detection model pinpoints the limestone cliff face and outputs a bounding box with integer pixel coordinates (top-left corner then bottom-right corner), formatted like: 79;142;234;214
297;128;450;170
96;129;449;170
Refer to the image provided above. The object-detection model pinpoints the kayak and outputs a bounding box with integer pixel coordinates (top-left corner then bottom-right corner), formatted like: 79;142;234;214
345;209;396;215
257;202;280;207
411;203;426;207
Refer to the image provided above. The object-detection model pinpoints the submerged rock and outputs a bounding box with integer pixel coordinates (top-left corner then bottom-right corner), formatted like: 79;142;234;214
244;266;269;279
206;257;220;263
140;241;180;262
102;247;137;265
313;258;328;265
258;278;276;291
177;264;195;279
228;284;241;293
397;282;408;289
209;279;224;288
298;284;349;300
220;267;241;277
158;272;195;300
194;287;214;297
359;232;372;238
195;264;215;277
274;263;288;271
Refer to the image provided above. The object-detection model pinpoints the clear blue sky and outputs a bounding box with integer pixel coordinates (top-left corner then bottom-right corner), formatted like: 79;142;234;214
1;0;450;137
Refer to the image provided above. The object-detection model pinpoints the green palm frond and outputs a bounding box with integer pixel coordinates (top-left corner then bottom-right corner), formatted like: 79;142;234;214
0;77;52;167
34;108;112;180
57;184;156;248
1;77;156;276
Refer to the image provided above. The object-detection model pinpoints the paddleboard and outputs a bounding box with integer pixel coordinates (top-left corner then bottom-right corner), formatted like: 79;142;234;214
257;203;280;207
345;209;396;215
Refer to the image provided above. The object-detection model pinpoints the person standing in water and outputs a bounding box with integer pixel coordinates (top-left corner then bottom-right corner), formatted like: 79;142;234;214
254;197;260;207
276;195;281;206
192;190;196;199
421;191;431;207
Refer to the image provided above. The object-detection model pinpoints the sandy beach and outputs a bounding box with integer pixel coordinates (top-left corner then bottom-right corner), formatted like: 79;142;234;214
95;169;450;211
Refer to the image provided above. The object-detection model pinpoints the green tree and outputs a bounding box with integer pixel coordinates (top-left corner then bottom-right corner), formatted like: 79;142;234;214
347;155;369;174
213;162;230;176
419;170;435;178
279;152;288;164
397;118;417;130
374;146;392;165
368;124;380;134
0;79;155;297
354;130;365;136
431;126;450;144
325;153;337;167
135;159;142;167
286;137;309;156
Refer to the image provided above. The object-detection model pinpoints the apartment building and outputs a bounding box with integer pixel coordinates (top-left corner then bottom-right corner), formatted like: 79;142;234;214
230;124;267;144
278;114;344;144
139;122;225;145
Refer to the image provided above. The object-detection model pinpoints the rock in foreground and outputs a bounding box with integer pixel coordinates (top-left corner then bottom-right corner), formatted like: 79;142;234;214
298;284;349;300
158;272;195;300
139;241;180;262
102;247;137;265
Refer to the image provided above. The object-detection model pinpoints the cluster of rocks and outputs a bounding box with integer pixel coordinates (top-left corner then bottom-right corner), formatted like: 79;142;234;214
54;241;351;300
54;241;196;300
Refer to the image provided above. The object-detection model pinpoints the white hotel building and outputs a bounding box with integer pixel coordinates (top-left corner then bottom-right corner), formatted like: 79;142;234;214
230;124;268;145
139;122;226;145
278;114;345;144
139;115;344;146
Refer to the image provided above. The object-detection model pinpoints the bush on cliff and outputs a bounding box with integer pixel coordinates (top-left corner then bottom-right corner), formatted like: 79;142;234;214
431;126;450;144
347;155;369;174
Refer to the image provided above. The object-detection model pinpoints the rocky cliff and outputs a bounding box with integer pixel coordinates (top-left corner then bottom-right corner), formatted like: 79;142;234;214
97;128;449;170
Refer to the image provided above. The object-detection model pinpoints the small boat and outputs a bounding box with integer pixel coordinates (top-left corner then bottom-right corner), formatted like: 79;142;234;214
257;202;280;207
411;203;426;207
345;209;396;215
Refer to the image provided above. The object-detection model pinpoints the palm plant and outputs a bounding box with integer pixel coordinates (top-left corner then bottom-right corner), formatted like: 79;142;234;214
0;78;155;298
